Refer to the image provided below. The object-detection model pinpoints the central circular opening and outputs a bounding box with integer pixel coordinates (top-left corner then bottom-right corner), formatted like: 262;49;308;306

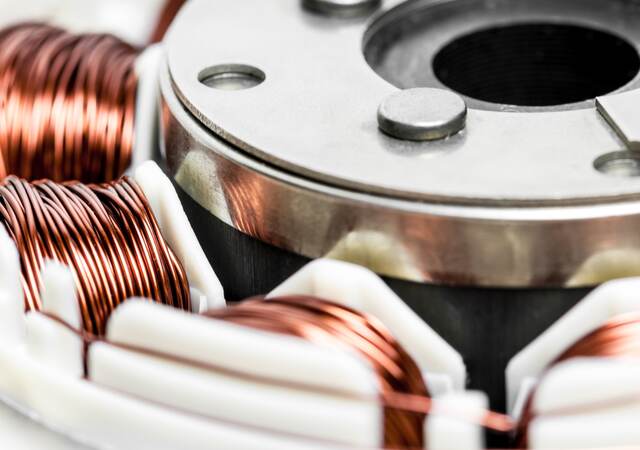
432;24;640;107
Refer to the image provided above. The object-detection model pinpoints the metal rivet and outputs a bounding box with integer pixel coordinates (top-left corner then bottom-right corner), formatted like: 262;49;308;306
378;88;467;141
302;0;381;17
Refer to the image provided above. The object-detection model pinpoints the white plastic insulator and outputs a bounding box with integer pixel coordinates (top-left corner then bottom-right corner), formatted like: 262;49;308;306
134;161;225;310
427;391;487;450
269;259;466;391
507;277;640;413
0;225;24;344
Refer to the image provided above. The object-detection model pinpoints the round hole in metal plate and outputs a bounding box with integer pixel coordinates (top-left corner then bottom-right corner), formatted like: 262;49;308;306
594;151;640;177
198;64;265;91
432;24;640;107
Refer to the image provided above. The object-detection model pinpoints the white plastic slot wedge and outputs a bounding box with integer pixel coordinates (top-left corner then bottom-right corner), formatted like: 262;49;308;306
93;259;471;449
507;278;640;449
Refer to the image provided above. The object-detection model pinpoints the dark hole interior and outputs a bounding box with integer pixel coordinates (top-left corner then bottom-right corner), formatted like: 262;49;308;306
432;24;640;107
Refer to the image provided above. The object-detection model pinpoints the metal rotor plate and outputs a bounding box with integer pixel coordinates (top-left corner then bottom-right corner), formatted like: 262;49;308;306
166;0;640;205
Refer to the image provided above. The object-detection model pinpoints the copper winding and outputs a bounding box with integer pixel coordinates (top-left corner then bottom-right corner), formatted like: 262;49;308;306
38;292;514;448
517;311;640;447
205;295;427;449
205;295;515;449
0;175;191;335
0;23;138;183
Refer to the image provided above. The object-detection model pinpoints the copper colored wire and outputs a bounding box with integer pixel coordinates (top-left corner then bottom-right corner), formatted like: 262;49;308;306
0;175;191;335
0;23;138;183
204;295;428;449
203;296;514;449
150;0;187;43
38;292;514;448
517;311;640;447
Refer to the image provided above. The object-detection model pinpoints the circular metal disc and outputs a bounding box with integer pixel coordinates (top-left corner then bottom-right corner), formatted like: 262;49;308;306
377;88;467;141
166;0;640;206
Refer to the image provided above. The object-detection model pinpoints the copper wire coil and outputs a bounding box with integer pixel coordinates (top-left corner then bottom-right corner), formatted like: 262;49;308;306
517;312;640;447
0;23;138;183
0;175;191;335
204;295;429;449
205;296;517;448
40;292;514;448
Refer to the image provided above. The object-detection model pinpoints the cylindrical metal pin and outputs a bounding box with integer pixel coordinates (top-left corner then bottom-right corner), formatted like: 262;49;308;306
378;88;467;141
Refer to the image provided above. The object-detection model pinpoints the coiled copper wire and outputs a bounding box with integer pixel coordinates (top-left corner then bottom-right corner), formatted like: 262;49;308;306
38;291;513;448
205;295;428;449
207;296;427;448
205;296;515;448
517;311;640;447
0;175;191;335
0;23;138;183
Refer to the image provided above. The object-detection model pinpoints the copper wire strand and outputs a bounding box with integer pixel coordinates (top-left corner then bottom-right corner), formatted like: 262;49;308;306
0;175;191;335
37;293;514;449
517;311;640;447
0;23;138;183
204;296;515;449
149;0;187;44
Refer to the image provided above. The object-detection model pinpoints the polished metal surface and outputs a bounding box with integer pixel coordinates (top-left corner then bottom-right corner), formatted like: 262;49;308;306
377;88;466;141
161;66;640;288
166;0;640;206
198;64;266;91
594;151;640;178
597;90;640;151
302;0;381;17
